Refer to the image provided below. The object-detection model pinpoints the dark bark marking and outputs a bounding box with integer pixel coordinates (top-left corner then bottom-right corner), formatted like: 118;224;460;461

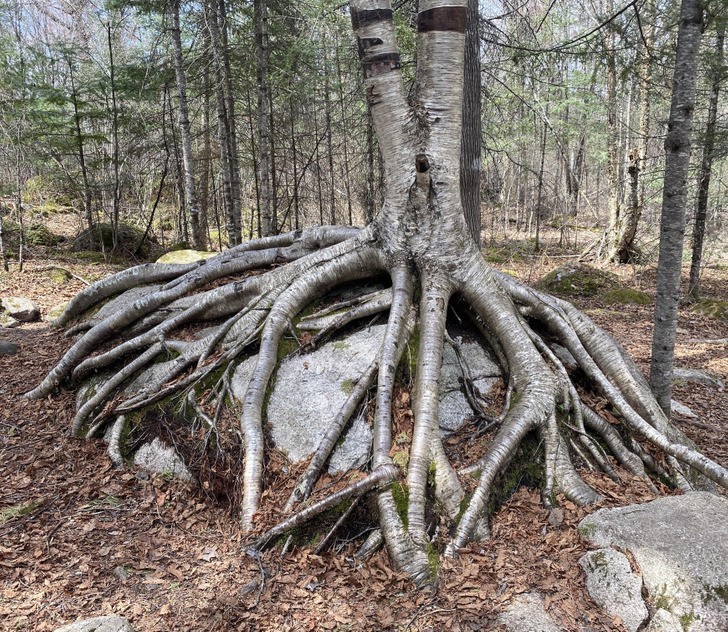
417;7;467;33
361;52;401;78
351;8;393;31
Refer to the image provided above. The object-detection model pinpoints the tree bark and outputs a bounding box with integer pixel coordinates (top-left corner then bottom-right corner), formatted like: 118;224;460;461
169;0;204;250
650;0;704;414
460;0;481;246
254;0;273;237
688;23;724;301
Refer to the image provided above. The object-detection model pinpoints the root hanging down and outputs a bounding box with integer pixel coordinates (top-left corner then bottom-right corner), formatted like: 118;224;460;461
29;224;728;586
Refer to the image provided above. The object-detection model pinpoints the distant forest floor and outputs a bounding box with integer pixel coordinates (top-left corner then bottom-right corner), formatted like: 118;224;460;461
1;226;727;631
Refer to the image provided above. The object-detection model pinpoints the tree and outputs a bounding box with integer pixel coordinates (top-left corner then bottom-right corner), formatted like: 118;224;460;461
688;16;725;301
30;0;728;585
169;0;205;249
649;0;705;415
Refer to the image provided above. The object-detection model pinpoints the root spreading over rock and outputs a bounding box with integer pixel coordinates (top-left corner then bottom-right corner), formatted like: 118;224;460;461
29;0;728;586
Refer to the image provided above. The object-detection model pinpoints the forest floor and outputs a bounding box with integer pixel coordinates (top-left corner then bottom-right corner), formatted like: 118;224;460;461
1;228;727;632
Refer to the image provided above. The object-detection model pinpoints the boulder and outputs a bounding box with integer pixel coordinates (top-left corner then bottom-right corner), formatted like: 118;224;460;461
231;327;502;471
673;368;724;391
646;609;684;632
54;616;133;632
578;548;648;632
496;592;563;632
46;301;69;323
156;249;216;264
232;326;386;471
579;492;728;631
133;437;192;482
1;296;40;322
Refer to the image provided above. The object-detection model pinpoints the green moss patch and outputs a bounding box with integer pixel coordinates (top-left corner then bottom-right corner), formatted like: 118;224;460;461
537;263;620;298
602;287;651;306
691;299;728;323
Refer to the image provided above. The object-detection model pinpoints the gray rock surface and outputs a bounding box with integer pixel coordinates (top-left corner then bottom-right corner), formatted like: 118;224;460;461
438;338;501;433
579;492;728;631
232;326;385;471
133;438;192;481
93;285;162;322
231;327;503;471
673;368;724;391
646;609;684;632
0;341;18;356
578;548;648;632
54;616;133;632
496;592;563;632
670;399;697;419
0;312;20;327
1;296;40;322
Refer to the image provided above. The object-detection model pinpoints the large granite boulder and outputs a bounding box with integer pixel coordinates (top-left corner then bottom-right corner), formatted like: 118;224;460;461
231;327;502;472
232;326;386;472
579;492;728;631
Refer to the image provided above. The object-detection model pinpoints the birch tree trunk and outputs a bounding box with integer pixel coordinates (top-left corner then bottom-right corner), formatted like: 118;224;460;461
650;0;704;414
170;0;204;250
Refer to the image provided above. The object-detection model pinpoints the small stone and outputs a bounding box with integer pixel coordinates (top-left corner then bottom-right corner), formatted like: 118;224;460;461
133;438;192;481
579;548;648;632
0;312;20;328
1;296;40;322
670;400;697;418
54;616;134;632
673;368;724;391
547;508;564;526
0;341;19;356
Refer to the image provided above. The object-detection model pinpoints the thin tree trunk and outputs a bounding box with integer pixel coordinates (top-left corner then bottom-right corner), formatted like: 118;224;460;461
254;0;273;236
219;0;242;244
68;59;94;244
688;24;724;301
107;22;121;250
460;0;481;246
170;0;204;249
609;0;654;263
650;0;704;414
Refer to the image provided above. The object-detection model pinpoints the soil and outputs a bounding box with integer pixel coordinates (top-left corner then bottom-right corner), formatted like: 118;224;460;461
1;245;727;632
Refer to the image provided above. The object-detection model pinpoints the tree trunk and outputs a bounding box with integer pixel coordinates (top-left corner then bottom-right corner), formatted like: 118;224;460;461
607;0;654;263
460;0;481;246
255;0;273;237
650;0;704;414
67;59;94;244
688;23;724;301
169;0;204;250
